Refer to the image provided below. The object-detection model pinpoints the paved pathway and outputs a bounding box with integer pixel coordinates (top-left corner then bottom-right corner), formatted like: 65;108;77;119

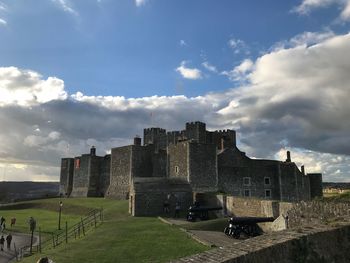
0;233;37;263
158;217;244;248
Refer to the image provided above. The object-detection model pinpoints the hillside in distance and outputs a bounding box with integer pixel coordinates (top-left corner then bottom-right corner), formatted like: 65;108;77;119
0;181;59;203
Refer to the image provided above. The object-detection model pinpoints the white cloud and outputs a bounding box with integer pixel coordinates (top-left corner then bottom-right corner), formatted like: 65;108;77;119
0;18;6;26
24;131;61;147
341;1;350;19
176;61;203;80
294;0;336;14
135;0;148;7
202;61;218;73
179;40;187;47
0;2;7;11
2;32;350;182
294;0;350;21
288;31;335;47
52;0;78;16
0;67;68;107
221;59;254;82
228;38;250;55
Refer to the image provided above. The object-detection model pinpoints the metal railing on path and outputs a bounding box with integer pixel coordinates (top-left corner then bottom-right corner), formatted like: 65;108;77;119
15;208;104;261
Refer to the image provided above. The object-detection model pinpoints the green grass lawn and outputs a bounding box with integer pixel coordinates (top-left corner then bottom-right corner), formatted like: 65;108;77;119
1;198;208;262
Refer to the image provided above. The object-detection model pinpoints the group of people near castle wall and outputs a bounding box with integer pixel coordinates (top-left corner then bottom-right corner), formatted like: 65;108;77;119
163;199;181;218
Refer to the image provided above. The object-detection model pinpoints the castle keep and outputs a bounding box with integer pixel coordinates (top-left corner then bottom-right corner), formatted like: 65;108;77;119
59;121;323;216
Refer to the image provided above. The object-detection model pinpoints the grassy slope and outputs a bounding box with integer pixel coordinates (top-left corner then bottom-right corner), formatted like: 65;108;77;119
322;191;350;202
1;198;207;263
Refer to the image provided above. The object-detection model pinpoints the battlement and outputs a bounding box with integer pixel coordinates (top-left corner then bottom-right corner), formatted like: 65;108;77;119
214;129;235;133
144;127;167;149
185;121;206;128
143;127;167;133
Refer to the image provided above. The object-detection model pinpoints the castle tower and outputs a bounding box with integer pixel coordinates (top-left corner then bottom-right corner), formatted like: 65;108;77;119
134;136;141;146
185;121;206;143
90;146;96;156
143;127;167;150
210;129;236;149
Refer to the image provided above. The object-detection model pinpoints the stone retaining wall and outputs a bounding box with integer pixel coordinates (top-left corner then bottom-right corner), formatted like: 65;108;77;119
287;201;350;228
172;223;350;263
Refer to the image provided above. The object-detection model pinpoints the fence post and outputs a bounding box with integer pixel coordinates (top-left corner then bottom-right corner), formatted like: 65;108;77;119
14;242;18;261
94;212;97;228
65;221;68;243
52;233;55;248
30;228;34;254
39;227;42;253
81;218;85;236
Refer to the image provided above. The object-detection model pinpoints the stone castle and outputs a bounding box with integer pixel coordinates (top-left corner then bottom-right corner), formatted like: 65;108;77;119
59;121;322;216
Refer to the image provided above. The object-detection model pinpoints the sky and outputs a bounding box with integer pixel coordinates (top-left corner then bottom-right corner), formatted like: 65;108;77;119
0;0;350;182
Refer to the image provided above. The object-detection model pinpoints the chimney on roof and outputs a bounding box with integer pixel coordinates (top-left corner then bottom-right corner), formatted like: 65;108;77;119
301;165;305;175
286;151;291;162
90;146;96;156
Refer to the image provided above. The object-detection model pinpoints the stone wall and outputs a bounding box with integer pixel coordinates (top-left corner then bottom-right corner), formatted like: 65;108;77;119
173;223;350;263
130;177;193;216
59;158;74;196
70;155;90;197
106;146;132;199
168;142;189;180
226;196;266;217
308;173;323;198
185;121;207;143
188;142;217;192
131;145;153;177
87;155;102;197
99;155;111;197
287;201;350;228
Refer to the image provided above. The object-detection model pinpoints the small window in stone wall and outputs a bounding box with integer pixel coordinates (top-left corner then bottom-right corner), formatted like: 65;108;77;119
75;159;80;169
175;166;179;174
243;177;251;186
265;189;271;198
264;177;271;185
244;189;251;197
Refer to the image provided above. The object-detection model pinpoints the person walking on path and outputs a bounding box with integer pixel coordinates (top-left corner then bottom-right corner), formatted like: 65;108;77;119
10;218;16;228
174;202;181;218
163;199;170;214
6;233;12;250
0;235;4;251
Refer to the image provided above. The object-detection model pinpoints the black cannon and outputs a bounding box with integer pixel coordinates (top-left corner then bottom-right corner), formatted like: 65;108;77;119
187;206;222;221
224;216;274;239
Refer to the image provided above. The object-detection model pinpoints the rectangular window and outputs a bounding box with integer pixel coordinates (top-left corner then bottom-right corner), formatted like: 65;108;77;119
244;189;251;197
264;177;271;185
265;189;271;198
75;159;80;169
243;177;251;186
175;166;179;174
